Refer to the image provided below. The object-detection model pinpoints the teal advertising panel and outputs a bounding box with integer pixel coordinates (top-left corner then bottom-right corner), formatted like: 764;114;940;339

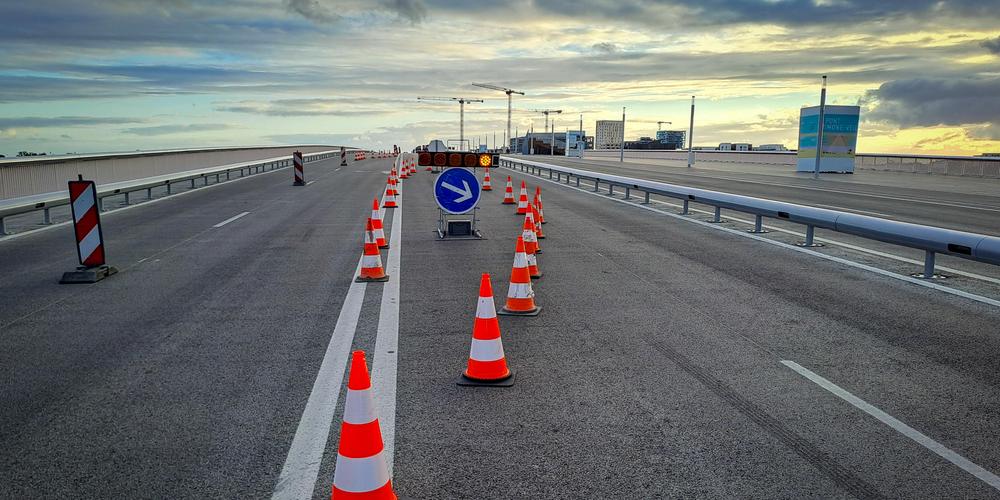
797;105;860;173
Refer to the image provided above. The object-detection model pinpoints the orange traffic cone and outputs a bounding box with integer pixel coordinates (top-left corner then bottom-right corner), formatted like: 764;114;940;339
502;177;515;204
331;350;397;499
382;183;398;209
458;273;515;387
498;236;541;316
482;168;492;191
400;163;409;179
357;218;389;282
370;198;388;249
535;188;546;224
531;202;545;240
516;181;529;214
522;214;542;278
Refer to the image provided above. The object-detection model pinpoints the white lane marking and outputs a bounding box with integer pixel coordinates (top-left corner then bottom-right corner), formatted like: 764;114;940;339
646;199;1000;286
372;189;402;476
137;258;148;263
306;181;316;186
781;360;1000;492
272;258;368;500
517;168;1000;308
335;168;342;172
212;211;250;228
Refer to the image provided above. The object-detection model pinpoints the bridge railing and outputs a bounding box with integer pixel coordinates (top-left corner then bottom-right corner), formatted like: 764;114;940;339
0;149;344;235
580;149;1000;178
499;156;1000;278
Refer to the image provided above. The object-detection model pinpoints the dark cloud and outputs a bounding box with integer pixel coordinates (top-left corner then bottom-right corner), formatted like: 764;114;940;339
215;97;406;116
383;0;427;22
982;36;1000;55
123;123;234;135
592;42;620;54
286;0;338;23
865;77;1000;128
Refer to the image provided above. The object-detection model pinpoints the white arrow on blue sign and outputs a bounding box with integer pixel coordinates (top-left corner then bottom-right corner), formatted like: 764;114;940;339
434;167;481;214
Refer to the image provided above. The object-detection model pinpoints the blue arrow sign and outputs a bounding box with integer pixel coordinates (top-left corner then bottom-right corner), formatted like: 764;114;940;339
434;167;481;214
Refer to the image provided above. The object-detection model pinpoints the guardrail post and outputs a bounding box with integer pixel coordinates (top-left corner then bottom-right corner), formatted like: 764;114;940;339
124;192;131;205
0;216;5;235
190;179;196;189
43;208;51;224
167;182;172;194
203;176;209;186
748;214;767;233
797;225;823;247
708;206;722;223
215;173;220;183
146;188;152;200
594;179;600;192
226;171;231;180
922;250;937;278
681;200;689;214
575;176;580;187
549;168;553;179
608;184;615;196
98;196;105;212
624;186;630;199
643;192;650;204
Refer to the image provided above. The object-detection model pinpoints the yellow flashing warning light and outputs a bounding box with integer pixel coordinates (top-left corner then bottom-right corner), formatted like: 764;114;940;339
479;153;492;167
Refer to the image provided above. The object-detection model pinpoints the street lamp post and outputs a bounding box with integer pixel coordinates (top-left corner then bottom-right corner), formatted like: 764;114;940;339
813;75;828;179
620;107;626;163
687;96;695;168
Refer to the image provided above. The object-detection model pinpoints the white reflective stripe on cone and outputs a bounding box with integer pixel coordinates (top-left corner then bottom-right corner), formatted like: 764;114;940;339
475;296;497;319
78;225;102;260
333;453;391;493
513;252;528;267
361;255;383;268
343;388;377;425
470;337;505;361
508;282;533;298
373;228;386;240
522;230;536;244
527;253;537;267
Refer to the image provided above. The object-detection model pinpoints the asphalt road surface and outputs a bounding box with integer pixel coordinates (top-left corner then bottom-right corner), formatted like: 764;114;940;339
2;155;1000;499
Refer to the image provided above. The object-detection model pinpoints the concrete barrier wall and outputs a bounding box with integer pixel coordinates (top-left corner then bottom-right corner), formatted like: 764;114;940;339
581;150;1000;178
0;145;342;200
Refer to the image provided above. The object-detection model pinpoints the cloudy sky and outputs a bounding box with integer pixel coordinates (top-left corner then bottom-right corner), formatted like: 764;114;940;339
2;0;1000;157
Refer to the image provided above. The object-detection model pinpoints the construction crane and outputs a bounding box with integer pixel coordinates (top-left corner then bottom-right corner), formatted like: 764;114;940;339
531;109;562;133
417;96;484;149
472;83;524;152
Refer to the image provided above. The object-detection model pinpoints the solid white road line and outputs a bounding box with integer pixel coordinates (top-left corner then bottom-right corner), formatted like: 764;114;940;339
212;211;250;228
306;181;316;185
272;258;367;500
372;190;402;476
781;360;1000;492
520;168;1000;308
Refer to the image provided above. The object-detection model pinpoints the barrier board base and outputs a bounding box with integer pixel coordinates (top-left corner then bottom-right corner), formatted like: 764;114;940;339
60;265;118;284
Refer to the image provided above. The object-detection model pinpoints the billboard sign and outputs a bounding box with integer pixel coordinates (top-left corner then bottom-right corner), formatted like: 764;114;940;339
797;105;860;173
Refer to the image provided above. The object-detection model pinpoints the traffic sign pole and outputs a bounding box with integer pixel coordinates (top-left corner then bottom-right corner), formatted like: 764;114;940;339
433;167;483;239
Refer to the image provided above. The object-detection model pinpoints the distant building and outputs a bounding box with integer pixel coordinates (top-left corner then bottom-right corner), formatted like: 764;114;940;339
513;132;567;155
717;143;752;151
595;120;623;150
981;153;1000;157
655;130;686;149
755;144;789;151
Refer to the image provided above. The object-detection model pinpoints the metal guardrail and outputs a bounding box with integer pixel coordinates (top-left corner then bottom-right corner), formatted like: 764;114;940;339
0;150;343;235
500;156;1000;278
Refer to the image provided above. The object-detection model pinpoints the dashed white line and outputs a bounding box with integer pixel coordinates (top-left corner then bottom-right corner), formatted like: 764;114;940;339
272;258;367;500
810;203;894;218
306;181;316;185
372;190;402;475
212;211;250;228
781;360;1000;492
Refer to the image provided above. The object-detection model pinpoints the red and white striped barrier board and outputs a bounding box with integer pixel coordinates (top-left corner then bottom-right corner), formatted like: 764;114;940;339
341;146;348;166
60;177;117;283
293;151;305;185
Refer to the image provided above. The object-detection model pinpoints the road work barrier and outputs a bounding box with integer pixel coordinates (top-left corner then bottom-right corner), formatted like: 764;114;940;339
500;156;1000;279
341;147;348;167
357;218;389;282
293;151;305;186
458;273;515;387
60;177;118;284
0;149;342;236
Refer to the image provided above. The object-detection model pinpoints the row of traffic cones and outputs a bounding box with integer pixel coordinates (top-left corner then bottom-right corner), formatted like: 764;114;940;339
332;152;406;499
